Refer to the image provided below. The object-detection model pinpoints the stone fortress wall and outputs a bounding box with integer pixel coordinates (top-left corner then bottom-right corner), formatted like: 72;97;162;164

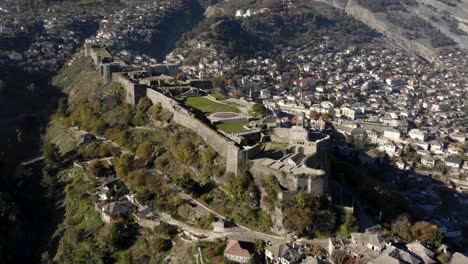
84;44;330;184
145;80;245;175
84;43;244;175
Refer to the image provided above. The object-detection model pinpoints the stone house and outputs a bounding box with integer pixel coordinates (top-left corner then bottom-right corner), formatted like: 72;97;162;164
408;129;427;142
370;246;421;264
406;241;436;264
383;128;401;141
350;233;387;252
445;157;463;170
421;156;436;167
224;240;255;263
430;140;444;154
265;243;304;264
97;200;135;223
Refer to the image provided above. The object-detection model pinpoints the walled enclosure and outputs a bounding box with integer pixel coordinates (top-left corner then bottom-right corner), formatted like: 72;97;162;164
145;88;244;175
84;44;245;175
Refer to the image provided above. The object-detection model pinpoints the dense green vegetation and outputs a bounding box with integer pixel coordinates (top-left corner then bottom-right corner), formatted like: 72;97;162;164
252;103;268;118
283;193;337;237
35;56;226;262
44;164;178;263
39;56;277;261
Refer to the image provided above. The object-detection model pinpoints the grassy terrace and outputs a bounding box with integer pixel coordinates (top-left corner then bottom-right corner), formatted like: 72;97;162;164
270;142;289;151
208;92;227;100
216;122;249;133
92;47;112;58
185;96;239;115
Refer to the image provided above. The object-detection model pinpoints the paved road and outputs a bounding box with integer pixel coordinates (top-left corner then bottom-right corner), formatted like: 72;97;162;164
149;169;286;244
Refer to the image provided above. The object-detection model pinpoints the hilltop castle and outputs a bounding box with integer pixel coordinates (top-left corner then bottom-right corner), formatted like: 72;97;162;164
83;44;331;233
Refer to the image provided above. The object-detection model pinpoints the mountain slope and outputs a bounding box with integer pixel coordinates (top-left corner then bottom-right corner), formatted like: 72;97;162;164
312;0;468;61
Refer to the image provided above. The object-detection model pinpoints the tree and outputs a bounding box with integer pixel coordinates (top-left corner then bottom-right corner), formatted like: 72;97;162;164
434;161;445;173
89;159;105;178
410;221;442;246
313;210;336;236
177;173;202;196
309;110;320;120
135;141;155;162
137;97;153;114
391;214;412;241
57;97;69;117
152;237;172;254
201;148;216;169
321;113;331;122
115;154;134;179
153;222;178;238
437;253;451;264
148;102;163;120
338;211;359;237
98;219;137;250
252;103;268;118
353;135;370;151
284;207;314;237
43;142;60;168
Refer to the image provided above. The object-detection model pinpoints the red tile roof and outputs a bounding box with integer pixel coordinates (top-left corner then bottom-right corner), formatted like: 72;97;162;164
224;240;253;258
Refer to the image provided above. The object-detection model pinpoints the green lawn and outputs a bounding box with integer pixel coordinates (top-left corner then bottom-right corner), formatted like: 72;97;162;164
270;142;289;151
208;92;227;100
185;97;238;114
92;47;112;58
216;122;249;133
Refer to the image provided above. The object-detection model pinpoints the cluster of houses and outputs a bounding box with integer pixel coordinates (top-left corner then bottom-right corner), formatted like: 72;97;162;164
0;2;106;72
222;230;468;264
0;0;184;72
235;7;270;18
223;239;327;264
77;158;136;224
328;231;468;264
86;0;184;66
169;25;467;176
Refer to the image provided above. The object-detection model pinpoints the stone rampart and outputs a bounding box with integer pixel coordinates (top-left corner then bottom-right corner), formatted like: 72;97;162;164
85;44;243;175
145;88;242;175
112;73;147;105
146;88;177;111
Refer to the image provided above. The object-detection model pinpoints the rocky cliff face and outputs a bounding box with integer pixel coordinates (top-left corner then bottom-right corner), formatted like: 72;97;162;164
314;0;348;9
345;0;437;61
313;0;466;62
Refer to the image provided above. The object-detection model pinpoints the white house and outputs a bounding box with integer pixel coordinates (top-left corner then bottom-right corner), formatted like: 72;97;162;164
445;157;462;170
408;129;427;142
429;140;444;154
384;128;401;141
